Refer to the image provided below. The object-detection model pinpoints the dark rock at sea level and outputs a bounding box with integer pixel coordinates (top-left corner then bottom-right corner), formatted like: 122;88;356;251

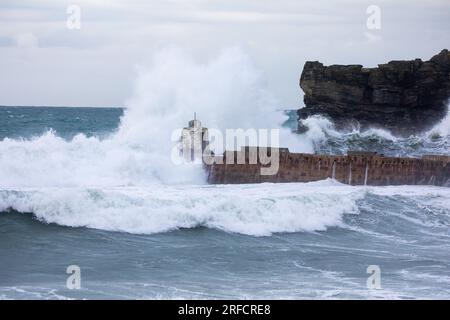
298;49;450;136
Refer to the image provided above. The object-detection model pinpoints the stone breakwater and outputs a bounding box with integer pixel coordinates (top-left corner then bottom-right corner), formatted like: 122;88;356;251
205;148;450;186
298;49;450;136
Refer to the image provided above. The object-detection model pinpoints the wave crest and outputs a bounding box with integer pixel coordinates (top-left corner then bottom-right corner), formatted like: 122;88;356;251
0;181;363;236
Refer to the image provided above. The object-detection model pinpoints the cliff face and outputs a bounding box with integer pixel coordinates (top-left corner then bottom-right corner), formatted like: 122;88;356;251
298;49;450;136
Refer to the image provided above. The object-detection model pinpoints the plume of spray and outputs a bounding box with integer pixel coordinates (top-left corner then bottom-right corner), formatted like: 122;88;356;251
0;47;311;187
117;47;311;150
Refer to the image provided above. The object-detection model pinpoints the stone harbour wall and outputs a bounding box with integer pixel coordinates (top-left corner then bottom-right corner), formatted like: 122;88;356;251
205;149;450;186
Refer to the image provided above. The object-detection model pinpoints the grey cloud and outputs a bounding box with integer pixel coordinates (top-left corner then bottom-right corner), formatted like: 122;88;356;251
0;0;449;107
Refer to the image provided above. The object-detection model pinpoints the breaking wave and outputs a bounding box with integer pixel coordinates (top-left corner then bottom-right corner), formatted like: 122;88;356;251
0;180;361;236
1;181;449;236
295;105;450;157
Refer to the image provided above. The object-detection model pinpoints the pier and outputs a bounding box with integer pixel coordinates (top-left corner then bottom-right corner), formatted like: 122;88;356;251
205;148;450;186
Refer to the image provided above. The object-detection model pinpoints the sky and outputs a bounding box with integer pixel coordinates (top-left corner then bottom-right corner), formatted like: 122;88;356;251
0;0;449;108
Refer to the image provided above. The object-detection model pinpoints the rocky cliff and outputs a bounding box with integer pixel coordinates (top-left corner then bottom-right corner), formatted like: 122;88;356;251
298;49;450;136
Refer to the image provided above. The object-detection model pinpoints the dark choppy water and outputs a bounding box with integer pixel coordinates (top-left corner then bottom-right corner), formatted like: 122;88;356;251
0;106;449;299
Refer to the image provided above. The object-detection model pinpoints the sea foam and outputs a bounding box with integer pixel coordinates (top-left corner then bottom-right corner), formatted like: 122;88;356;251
0;180;364;236
1;181;449;236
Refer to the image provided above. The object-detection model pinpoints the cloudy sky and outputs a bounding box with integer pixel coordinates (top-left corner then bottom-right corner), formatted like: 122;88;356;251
0;0;449;108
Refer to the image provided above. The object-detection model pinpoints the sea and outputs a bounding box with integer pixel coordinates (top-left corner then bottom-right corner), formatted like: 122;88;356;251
0;105;449;300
